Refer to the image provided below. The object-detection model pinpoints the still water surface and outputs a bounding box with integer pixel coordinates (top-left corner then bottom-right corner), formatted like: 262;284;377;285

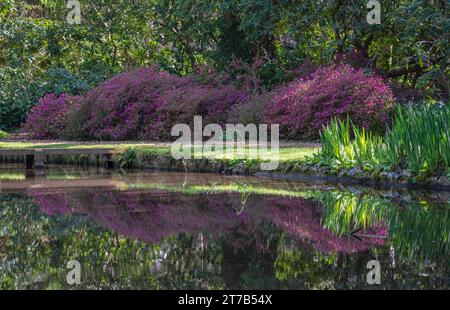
0;167;449;289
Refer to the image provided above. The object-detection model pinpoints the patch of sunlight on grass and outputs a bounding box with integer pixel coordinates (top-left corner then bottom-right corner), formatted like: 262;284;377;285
0;141;171;151
173;146;319;162
0;172;26;181
0;142;319;162
0;142;80;149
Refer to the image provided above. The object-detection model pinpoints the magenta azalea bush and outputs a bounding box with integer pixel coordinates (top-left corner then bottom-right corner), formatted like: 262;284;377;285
83;66;190;140
84;66;247;140
22;66;247;140
22;93;82;139
22;64;396;141
264;65;396;139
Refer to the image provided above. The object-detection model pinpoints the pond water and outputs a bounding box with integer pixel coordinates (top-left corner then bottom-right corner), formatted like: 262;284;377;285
0;167;449;289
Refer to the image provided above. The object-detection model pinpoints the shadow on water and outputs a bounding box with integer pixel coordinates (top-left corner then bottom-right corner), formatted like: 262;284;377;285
0;167;449;289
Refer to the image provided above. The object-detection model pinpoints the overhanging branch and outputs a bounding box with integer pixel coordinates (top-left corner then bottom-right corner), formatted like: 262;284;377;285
385;63;430;78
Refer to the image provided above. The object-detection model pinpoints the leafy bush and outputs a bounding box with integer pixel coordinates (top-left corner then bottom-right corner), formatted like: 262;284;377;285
264;65;396;140
84;66;247;141
62;102;91;140
114;148;138;169
0;68;41;131
21;93;82;139
0;130;9;140
0;67;108;131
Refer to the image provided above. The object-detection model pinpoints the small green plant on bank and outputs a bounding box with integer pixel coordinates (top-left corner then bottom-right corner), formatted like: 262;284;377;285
310;104;450;179
114;148;138;169
0;131;9;140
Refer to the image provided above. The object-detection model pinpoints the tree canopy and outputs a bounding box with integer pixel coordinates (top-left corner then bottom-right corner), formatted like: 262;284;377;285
0;0;448;130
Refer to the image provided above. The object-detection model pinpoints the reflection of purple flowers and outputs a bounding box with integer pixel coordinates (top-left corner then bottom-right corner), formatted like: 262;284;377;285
28;189;74;216
28;189;386;254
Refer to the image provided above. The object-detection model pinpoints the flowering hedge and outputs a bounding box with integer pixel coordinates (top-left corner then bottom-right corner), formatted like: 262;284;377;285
22;93;82;139
22;65;395;141
22;66;247;140
264;65;396;139
84;66;247;140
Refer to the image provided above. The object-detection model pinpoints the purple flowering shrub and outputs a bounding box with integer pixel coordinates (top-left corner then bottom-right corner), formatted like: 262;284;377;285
22;66;247;141
81;66;186;140
147;83;247;140
83;66;247;140
265;65;396;139
22;64;395;141
21;93;82;139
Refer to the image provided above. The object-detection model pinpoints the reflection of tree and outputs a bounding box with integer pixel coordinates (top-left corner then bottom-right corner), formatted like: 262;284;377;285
28;189;383;254
275;243;450;289
0;194;163;289
0;186;448;289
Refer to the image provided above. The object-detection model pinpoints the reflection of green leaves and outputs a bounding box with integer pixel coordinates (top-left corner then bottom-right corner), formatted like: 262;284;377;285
236;184;252;215
319;191;386;235
314;190;450;261
0;194;162;289
0;172;25;181
275;237;336;289
0;187;449;289
119;176;450;261
0;131;9;139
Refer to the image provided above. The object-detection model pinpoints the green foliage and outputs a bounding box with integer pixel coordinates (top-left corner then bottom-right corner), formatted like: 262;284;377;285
0;130;9;139
384;104;450;175
0;0;158;130
114;148;138;169
0;66;108;131
315;117;383;170
312;103;450;177
0;0;448;130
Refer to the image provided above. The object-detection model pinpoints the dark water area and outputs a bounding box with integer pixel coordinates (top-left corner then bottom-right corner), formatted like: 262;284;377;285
0;167;449;289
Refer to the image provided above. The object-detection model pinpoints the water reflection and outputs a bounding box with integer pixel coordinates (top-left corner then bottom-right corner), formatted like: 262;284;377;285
0;169;449;289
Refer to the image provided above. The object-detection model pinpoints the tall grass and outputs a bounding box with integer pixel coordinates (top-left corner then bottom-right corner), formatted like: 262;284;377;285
384;104;450;174
315;117;382;170
312;104;450;177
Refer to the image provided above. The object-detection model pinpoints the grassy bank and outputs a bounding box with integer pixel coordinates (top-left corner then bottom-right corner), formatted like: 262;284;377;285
1;108;449;189
0;141;319;170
